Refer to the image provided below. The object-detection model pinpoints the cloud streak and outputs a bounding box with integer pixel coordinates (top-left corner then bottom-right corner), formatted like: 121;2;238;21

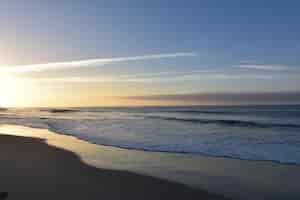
24;71;273;83
238;64;288;71
0;52;197;73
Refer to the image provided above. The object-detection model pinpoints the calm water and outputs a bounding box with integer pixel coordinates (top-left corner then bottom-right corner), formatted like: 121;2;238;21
1;105;300;164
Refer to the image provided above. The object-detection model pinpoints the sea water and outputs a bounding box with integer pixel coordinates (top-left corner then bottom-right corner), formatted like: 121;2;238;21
0;105;300;164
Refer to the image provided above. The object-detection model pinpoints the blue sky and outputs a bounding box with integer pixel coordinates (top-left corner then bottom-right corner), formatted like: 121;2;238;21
0;0;300;106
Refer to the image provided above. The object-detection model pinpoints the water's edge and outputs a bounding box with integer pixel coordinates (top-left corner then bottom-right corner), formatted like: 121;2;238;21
0;122;299;166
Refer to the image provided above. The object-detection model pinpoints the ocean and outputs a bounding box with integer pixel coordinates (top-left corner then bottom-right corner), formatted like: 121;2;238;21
1;105;300;164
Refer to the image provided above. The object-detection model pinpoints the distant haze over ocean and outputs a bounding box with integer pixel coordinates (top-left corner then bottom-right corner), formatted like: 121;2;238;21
121;91;300;106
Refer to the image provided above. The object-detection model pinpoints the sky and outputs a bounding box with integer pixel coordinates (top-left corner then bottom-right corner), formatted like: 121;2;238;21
0;0;300;107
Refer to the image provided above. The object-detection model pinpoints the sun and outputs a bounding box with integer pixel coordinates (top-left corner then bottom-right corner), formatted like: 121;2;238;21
0;73;19;107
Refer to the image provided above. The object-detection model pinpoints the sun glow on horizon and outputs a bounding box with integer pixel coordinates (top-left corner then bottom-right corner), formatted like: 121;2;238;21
0;73;22;107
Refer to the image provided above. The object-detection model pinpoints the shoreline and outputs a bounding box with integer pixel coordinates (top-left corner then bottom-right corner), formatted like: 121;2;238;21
1;125;300;200
0;133;227;200
2;122;300;166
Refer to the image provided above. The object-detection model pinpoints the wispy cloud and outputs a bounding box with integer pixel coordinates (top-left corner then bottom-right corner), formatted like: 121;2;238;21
238;64;288;71
25;71;273;83
0;52;197;73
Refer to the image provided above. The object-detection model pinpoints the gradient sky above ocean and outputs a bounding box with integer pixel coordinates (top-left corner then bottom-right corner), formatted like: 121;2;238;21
0;0;300;107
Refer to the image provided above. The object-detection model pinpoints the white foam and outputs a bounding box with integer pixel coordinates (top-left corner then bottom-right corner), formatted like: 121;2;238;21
0;109;300;164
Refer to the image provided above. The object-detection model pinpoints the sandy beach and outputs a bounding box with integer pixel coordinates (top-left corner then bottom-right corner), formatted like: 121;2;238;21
0;134;227;200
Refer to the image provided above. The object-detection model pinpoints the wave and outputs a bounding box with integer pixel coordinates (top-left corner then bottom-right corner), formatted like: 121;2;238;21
42;109;79;113
167;110;235;114
163;109;300;117
39;107;300;118
1;107;300;165
144;115;300;129
0;107;8;112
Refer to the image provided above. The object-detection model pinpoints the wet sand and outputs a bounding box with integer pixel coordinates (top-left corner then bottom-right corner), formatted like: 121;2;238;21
0;134;228;200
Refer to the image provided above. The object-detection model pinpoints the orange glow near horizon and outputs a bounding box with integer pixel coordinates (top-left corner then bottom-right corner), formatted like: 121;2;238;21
0;74;199;108
0;72;179;108
0;73;20;107
0;73;164;108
